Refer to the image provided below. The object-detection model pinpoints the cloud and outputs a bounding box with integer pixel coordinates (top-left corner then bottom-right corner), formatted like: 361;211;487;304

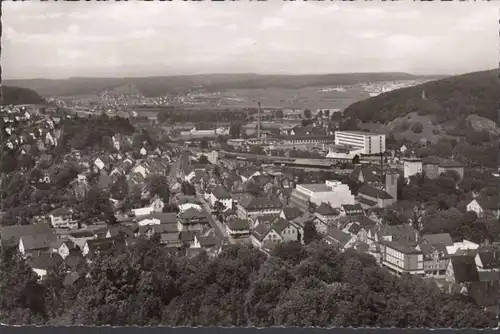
2;0;497;79
235;38;257;48
260;17;286;31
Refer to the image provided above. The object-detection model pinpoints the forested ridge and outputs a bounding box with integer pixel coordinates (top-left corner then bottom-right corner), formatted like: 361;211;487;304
343;69;499;124
1;86;46;105
4;72;436;97
0;240;495;328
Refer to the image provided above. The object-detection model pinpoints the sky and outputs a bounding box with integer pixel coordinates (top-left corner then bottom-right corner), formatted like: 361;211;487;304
2;0;498;79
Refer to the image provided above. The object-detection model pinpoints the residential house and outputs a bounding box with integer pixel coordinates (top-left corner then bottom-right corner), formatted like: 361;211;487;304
379;240;424;276
475;248;500;272
350;166;381;185
253;215;278;229
209;186;233;211
19;233;59;257
0;223;53;248
366;224;420;255
324;226;355;251
28;253;64;281
105;225;135;239
237;194;283;220
290;212;315;244
339;204;364;217
466;196;500;219
446;254;479;291
248;176;275;195
82;237;126;257
177;207;208;232
49;207;77;229
193;233;220;250
314;202;340;228
67;230;95;251
357;184;395;209
279;206;304;221
240;169;260;183
138;223;178;239
50;240;80;260
159;232;182;248
225;218;251;240
251;217;300;249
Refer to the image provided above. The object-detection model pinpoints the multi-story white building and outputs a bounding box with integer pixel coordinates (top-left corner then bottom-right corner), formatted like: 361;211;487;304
290;180;356;211
334;131;386;155
403;157;423;179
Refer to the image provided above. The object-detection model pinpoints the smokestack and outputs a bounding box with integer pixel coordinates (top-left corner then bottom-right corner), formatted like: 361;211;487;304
257;102;261;139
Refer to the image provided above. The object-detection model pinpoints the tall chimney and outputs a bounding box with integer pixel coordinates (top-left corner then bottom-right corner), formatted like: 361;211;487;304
257;102;261;139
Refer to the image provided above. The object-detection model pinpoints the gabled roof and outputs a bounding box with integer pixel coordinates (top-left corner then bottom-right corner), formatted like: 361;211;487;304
450;255;480;283
358;184;393;200
226;218;250;231
239;195;283;211
50;207;72;217
21;233;58;251
292;212;315;228
421;233;454;247
179;207;207;220
341;204;364;215
376;224;418;244
350;166;381;183
255;215;277;225
353;216;378;229
281;206;304;220
475;196;500;211
146;212;178;224
85;237;125;255
211;186;232;199
196;235;219;248
29;253;63;271
325;226;352;247
0;223;53;246
271;218;290;234
251;223;272;242
476;249;500;270
380;240;422;255
316;202;338;216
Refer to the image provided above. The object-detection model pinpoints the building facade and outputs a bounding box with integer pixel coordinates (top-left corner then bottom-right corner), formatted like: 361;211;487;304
334;131;386;155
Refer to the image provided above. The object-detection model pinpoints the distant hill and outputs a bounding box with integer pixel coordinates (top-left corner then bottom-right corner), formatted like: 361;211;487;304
1;86;46;105
343;69;500;125
3;72;442;98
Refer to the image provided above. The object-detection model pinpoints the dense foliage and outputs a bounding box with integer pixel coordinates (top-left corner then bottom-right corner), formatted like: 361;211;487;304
1;86;46;105
0;241;495;327
58;115;135;154
344;69;499;124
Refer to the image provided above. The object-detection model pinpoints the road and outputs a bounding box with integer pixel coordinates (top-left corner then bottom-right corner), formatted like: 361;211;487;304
196;191;229;240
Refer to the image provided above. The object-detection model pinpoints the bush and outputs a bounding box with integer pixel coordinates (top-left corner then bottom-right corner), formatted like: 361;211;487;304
411;122;424;133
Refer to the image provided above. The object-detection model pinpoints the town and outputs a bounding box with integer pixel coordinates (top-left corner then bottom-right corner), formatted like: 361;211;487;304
2;0;499;328
0;89;499;326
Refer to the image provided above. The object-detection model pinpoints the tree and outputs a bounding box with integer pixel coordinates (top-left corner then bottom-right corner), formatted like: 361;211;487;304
110;174;129;201
148;175;170;202
303;221;320;244
303;109;312;119
213;200;226;222
275;109;284;119
200;138;209;149
198;155;210;165
411;122;423;133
